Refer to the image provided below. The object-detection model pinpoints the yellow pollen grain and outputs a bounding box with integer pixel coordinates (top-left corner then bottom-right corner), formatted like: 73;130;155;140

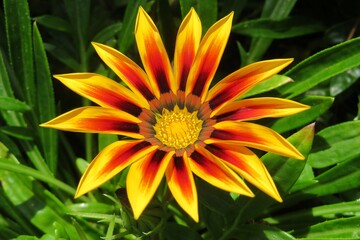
154;105;203;149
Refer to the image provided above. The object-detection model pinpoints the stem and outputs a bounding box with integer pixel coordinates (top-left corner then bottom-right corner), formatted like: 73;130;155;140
218;201;251;240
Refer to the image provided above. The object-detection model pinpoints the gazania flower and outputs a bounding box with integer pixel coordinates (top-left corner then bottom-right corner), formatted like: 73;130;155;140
42;7;309;222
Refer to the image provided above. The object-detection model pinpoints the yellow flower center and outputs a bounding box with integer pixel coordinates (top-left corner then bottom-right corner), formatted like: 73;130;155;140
154;105;203;149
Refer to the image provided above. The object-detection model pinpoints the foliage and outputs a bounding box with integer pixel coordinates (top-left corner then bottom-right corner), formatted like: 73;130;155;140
0;0;359;239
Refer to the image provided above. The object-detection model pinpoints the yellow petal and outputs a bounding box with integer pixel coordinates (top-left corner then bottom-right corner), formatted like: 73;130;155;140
208;121;304;159
135;7;175;95
214;97;310;121
127;150;174;219
166;153;198;222
54;73;149;113
206;143;282;202
174;8;201;92
185;12;234;102
207;59;294;116
92;42;156;101
41;106;143;139
75;140;157;198
189;145;254;197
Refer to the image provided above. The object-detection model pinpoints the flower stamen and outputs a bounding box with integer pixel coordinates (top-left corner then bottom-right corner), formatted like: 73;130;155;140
154;105;203;149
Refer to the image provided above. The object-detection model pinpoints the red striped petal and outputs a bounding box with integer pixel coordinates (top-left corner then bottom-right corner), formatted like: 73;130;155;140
208;121;304;159
127;150;174;219
166;153;198;222
41;107;143;139
135;7;175;95
185;12;233;102
206;59;293;116
206;143;282;202
92;42;156;101
174;8;201;92
75;140;157;198
54;73;148;115
214;97;309;122
189;145;254;197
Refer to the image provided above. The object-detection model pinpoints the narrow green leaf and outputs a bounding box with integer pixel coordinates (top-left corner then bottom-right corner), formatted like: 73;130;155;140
4;0;35;105
0;97;31;112
233;17;323;39
246;0;297;63
92;22;122;44
118;0;148;53
0;159;75;195
329;66;360;96
271;96;334;133
33;15;71;32
233;224;295;240
241;75;293;98
197;0;217;33
261;0;297;19
266;200;360;229
278;37;360;98
0;126;33;140
294;216;360;239
33;23;58;173
295;155;360;197
179;0;197;18
308;121;360;168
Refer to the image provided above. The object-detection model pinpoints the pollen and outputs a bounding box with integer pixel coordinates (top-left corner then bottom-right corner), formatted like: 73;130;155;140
154;105;203;149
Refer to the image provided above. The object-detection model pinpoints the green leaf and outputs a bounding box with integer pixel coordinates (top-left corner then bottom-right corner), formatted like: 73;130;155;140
266;200;360;230
0;97;31;112
270;96;334;133
92;22;122;44
197;0;217;33
163;223;202;240
33;15;71;32
219;124;314;239
232;17;323;39
4;0;35;105
278;37;360;98
33;23;58;173
241;75;293;98
118;0;148;53
246;0;297;63
233;224;295;240
0;126;33;140
329;66;360;96
179;0;197;18
293;216;360;239
295;154;360;197
308;121;360;168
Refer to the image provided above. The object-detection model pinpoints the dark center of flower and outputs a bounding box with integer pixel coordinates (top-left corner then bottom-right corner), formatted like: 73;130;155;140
153;105;203;149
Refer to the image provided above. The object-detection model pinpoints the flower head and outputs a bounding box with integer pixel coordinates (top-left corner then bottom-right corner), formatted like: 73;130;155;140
42;7;309;222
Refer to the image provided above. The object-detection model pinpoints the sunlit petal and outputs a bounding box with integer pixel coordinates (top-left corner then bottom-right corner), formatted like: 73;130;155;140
75;140;157;198
92;42;156;101
189;145;254;197
41;107;143;139
127;150;174;219
206;143;282;202
185;12;234;102
166;153;198;222
208;121;304;159
207;59;293;116
135;7;175;95
214;97;309;122
174;8;201;92
54;73;149;114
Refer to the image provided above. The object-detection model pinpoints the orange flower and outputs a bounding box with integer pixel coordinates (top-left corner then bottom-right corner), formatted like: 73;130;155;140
42;7;309;222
